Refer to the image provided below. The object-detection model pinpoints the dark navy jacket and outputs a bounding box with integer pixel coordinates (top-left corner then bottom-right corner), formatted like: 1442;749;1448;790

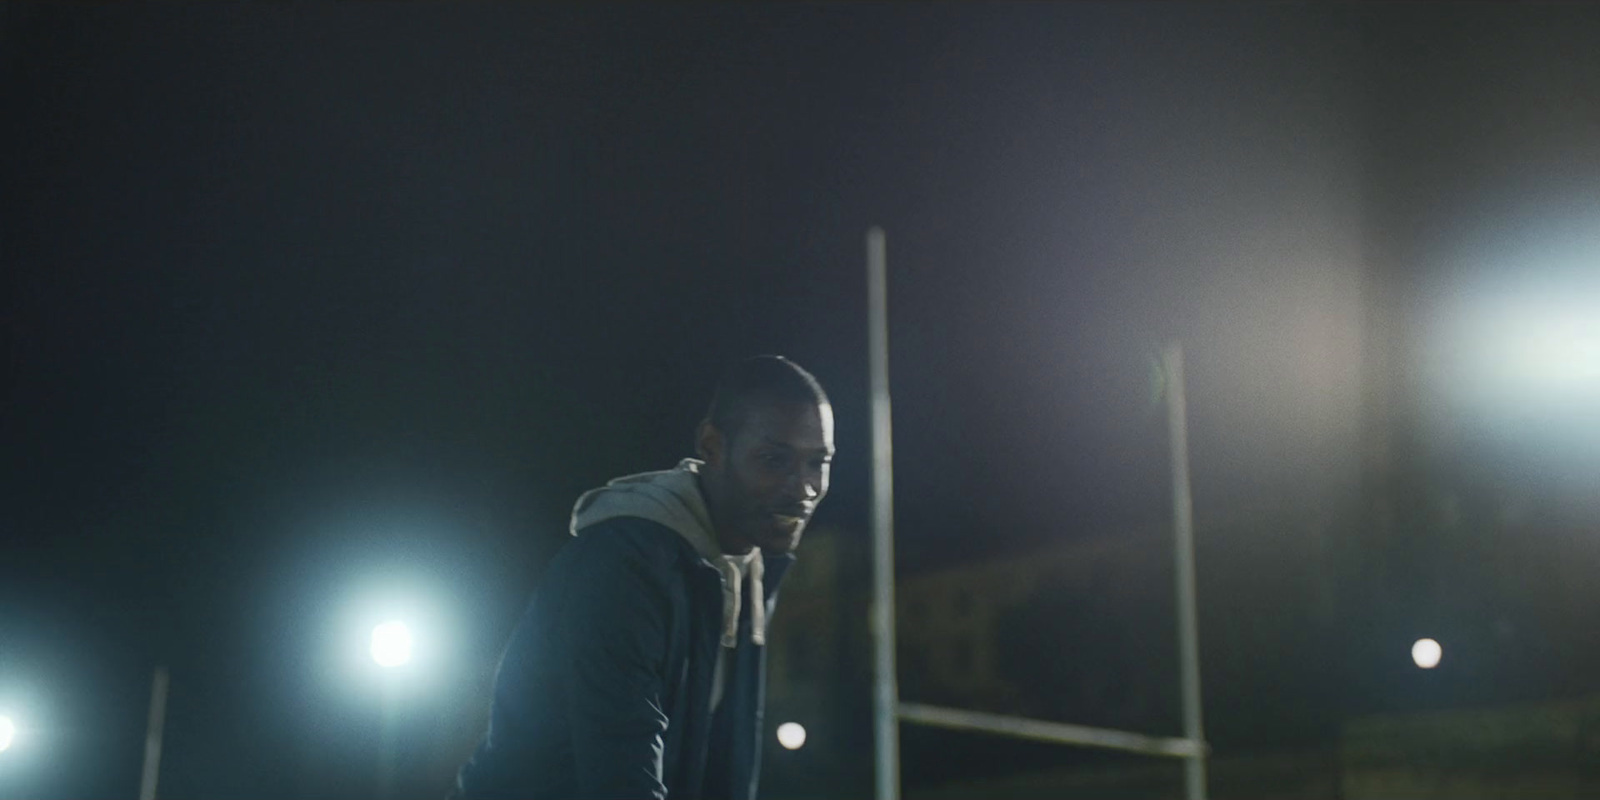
455;517;794;799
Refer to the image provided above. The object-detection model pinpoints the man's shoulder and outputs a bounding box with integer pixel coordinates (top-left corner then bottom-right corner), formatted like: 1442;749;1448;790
564;517;698;569
546;519;706;607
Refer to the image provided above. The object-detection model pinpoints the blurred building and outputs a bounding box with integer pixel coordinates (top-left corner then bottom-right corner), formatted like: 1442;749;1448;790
767;512;1600;799
764;501;1343;799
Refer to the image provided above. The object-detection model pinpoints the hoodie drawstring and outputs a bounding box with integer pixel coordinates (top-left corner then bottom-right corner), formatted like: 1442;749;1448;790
749;555;766;646
714;551;766;648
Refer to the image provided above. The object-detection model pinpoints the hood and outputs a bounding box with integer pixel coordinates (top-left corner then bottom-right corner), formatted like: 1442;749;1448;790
570;458;767;648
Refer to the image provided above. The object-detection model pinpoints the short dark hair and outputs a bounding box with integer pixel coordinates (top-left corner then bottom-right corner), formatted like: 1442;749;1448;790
705;356;830;439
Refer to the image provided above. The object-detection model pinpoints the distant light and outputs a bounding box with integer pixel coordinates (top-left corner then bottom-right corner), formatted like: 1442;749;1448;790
1492;314;1600;388
0;715;14;752
1435;272;1600;411
1412;638;1442;669
776;722;806;750
370;621;414;668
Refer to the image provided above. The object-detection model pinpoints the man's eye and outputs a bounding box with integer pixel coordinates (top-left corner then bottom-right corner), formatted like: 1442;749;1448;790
761;452;788;467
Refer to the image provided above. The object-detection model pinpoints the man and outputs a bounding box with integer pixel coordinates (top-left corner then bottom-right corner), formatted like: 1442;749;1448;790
454;355;834;800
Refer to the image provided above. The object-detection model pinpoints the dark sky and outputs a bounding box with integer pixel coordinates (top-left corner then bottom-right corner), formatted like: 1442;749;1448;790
6;4;1600;799
0;4;1361;797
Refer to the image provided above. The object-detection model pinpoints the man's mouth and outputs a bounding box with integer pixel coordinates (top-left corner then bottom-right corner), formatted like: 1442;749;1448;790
770;510;808;527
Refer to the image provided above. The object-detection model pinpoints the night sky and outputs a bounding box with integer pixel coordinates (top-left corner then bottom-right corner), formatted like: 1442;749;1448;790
6;4;1600;799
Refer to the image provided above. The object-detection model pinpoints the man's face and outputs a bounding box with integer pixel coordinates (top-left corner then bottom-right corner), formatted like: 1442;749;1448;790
700;401;834;554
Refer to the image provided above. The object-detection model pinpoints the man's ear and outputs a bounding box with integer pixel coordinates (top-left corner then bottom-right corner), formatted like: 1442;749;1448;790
695;420;725;466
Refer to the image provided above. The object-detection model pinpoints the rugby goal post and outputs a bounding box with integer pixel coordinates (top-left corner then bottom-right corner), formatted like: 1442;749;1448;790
866;228;1208;800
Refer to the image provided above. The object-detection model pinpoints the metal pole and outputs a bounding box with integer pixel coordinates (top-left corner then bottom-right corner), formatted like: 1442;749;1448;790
139;666;170;800
1162;342;1208;800
867;226;901;800
377;679;399;800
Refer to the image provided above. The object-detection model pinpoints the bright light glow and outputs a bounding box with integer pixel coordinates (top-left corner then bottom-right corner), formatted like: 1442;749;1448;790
776;722;806;750
1412;638;1442;669
1432;243;1600;403
1486;311;1600;388
1426;273;1600;470
0;715;15;752
370;621;414;668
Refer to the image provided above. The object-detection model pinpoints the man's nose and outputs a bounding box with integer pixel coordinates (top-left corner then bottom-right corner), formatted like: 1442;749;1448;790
784;469;820;503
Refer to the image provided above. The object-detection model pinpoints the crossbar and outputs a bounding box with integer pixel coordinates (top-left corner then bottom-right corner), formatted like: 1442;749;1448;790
897;702;1205;759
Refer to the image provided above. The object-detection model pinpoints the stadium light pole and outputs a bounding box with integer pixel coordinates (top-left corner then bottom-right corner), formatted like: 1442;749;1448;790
370;620;413;800
139;667;170;800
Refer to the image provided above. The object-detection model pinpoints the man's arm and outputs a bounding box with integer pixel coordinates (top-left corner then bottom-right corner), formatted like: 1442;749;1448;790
557;530;674;799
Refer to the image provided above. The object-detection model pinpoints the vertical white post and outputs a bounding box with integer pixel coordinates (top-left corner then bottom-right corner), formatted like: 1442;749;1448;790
867;226;901;800
139;666;170;800
1162;342;1208;800
376;680;399;800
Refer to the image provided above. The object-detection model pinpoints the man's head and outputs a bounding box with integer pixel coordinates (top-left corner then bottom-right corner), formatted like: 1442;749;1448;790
695;356;834;555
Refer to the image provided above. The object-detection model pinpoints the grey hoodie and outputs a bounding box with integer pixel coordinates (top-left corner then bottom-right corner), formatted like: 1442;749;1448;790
568;458;767;648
